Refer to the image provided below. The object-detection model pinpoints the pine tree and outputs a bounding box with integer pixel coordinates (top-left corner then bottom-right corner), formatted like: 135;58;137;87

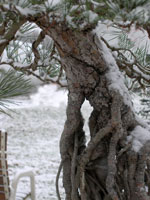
1;0;150;199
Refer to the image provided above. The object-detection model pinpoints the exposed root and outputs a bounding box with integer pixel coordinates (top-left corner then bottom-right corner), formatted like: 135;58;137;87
56;160;64;200
146;159;150;195
106;93;123;199
117;143;132;158
86;173;106;196
106;132;120;200
59;89;85;200
71;133;79;200
79;120;113;200
127;151;137;198
135;141;150;200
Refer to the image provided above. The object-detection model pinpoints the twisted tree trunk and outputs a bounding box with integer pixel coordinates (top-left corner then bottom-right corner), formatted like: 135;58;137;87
38;21;150;200
1;4;150;199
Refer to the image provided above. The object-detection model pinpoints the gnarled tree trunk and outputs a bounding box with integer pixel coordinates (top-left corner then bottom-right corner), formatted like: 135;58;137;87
38;22;150;200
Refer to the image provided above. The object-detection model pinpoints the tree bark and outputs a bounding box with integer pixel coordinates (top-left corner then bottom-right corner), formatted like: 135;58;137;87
38;21;150;200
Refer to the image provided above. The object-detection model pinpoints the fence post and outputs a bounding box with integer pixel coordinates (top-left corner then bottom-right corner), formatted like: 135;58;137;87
0;130;10;200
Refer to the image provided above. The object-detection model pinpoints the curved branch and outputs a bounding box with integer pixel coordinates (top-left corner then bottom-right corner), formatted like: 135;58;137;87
31;30;45;71
0;20;26;56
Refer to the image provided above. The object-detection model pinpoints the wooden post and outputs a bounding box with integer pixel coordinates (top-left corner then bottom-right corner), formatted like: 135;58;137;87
0;130;10;200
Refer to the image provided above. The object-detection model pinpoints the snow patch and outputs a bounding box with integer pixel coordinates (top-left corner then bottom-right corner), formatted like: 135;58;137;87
0;129;6;133
3;84;68;109
15;6;36;16
95;21;150;53
15;27;41;43
95;21;120;48
29;84;67;108
131;125;150;152
66;16;76;28
0;83;92;199
100;39;133;108
47;0;62;6
83;10;98;23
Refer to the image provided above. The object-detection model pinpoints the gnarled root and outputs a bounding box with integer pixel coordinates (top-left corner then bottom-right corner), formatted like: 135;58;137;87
57;89;150;200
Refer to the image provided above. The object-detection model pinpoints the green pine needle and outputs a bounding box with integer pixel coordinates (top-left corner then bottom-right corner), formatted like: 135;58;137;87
0;70;32;115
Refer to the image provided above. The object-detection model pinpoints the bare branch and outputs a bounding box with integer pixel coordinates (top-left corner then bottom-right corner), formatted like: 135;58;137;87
31;30;45;71
0;20;26;56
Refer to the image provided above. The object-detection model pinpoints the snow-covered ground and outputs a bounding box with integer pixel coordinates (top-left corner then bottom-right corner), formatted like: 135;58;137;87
0;83;147;200
0;84;92;200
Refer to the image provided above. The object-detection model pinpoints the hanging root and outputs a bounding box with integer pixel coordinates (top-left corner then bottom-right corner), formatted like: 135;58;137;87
79;120;113;200
106;92;123;200
78;92;123;200
58;87;150;200
134;141;150;200
106;132;120;200
56;160;64;200
146;159;150;195
71;133;80;200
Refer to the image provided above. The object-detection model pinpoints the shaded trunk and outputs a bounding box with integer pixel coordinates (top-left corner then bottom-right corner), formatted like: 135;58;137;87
38;22;150;200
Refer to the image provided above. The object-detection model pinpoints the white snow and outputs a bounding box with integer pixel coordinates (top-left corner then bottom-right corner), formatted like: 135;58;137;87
98;38;150;153
0;84;91;200
47;0;61;6
131;125;150;152
95;21;150;53
66;15;77;28
131;6;149;23
15;6;37;16
128;26;150;50
0;77;149;198
13;62;30;68
29;84;68;108
95;21;120;47
99;39;133;108
15;26;41;43
83;10;98;23
0;84;67;199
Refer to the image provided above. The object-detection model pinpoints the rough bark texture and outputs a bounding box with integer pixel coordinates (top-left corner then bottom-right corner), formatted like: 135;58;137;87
1;6;150;199
36;20;150;200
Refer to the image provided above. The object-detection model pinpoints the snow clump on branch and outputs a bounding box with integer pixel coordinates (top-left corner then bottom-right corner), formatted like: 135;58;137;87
99;38;133;109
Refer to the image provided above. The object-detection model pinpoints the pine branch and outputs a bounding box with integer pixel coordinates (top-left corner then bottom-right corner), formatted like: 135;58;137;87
101;36;150;88
0;69;32;115
0;70;32;99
